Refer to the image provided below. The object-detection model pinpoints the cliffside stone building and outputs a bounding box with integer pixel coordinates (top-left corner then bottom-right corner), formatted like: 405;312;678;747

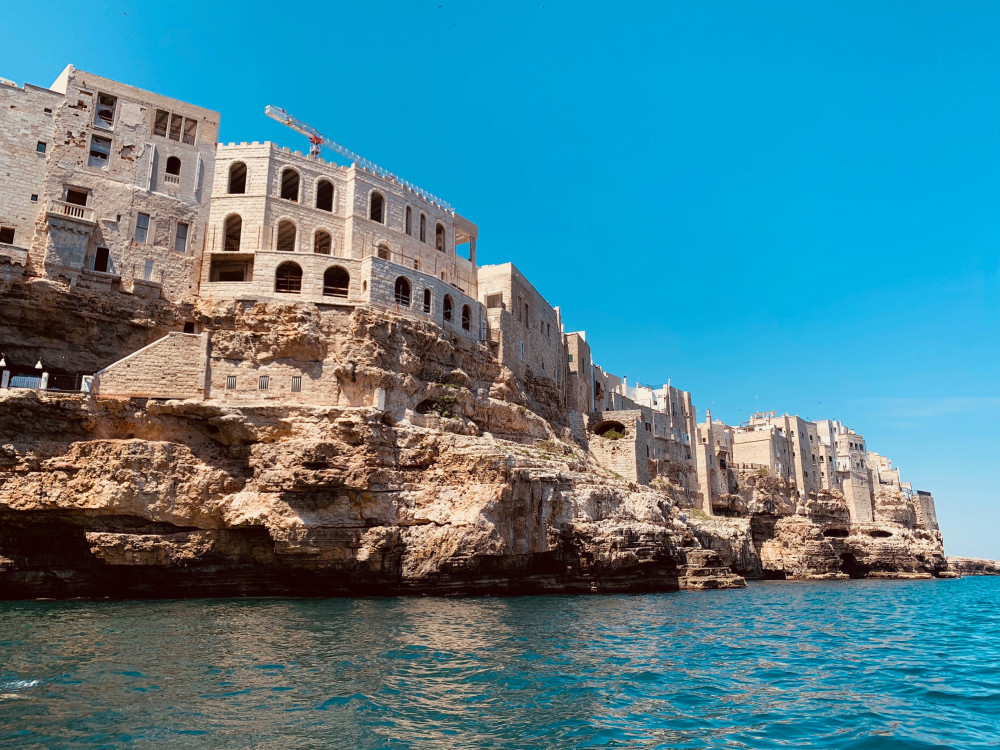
0;66;938;524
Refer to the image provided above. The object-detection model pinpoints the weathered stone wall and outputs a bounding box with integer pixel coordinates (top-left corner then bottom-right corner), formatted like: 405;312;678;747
0;79;61;267
478;263;563;385
588;411;649;484
95;332;208;399
564;331;593;414
38;66;219;301
913;492;939;532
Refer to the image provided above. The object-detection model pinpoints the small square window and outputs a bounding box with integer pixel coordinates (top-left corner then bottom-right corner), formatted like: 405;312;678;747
258;375;269;391
36;141;46;153
291;376;302;393
0;226;14;245
226;375;237;390
30;194;38;202
43;107;52;115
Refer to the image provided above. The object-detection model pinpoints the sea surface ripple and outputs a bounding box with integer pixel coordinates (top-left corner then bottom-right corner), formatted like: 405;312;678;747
1;577;999;748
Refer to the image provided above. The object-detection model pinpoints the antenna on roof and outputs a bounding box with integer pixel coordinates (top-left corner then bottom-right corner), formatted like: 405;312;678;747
264;105;454;213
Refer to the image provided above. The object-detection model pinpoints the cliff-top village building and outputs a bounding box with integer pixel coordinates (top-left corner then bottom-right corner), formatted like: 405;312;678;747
0;66;939;530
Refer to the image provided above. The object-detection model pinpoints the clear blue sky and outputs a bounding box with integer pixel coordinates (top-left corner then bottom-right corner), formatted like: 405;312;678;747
3;1;997;557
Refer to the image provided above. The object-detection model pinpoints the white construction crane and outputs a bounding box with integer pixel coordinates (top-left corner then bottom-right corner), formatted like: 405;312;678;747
264;105;454;213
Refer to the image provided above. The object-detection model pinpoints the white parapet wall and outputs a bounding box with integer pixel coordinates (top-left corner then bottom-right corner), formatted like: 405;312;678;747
94;332;209;400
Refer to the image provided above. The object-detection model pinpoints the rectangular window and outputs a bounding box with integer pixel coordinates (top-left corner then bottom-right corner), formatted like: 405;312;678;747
258;375;269;391
486;293;503;309
153;109;169;137
66;188;88;206
135;212;150;243
226;375;237;390
169;113;182;141
174;222;189;253
291;376;302;393
30;194;38;202
519;342;525;361
36;141;46;153
94;93;117;128
0;226;14;245
182;118;197;145
143;259;154;281
567;354;574;362
88;135;111;168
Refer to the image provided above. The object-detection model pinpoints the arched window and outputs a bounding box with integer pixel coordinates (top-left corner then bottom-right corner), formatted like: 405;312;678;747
280;168;299;201
166;156;181;176
276;220;296;252
275;261;302;293
405;206;412;236
377;244;390;260
316;180;333;211
224;214;242;252
228;162;247;194
419;213;426;242
314;230;332;255
394;277;411;307
323;266;350;298
423;288;431;313
461;304;471;331
443;294;453;321
370;192;384;223
435;223;445;252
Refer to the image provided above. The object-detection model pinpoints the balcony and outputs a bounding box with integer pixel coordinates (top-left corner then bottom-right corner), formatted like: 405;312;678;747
47;199;96;224
163;174;180;186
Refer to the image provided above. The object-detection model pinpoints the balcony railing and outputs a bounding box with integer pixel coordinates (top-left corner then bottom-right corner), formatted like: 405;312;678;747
48;200;96;223
163;174;180;185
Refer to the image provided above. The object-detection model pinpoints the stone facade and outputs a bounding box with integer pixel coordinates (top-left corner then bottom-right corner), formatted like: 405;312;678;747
0;64;941;531
95;332;208;399
478;263;563;384
0;78;61;271
26;67;218;300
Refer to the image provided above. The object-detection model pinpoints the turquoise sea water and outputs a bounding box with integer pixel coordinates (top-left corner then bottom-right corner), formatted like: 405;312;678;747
1;578;998;749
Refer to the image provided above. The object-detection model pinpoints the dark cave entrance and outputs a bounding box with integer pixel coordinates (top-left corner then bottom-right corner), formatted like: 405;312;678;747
839;553;868;579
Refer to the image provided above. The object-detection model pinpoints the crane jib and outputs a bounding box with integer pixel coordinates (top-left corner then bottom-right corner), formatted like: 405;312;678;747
264;105;454;213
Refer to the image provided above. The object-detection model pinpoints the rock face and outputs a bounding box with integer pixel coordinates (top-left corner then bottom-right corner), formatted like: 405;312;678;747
948;557;1000;576
0;281;948;598
0;389;744;598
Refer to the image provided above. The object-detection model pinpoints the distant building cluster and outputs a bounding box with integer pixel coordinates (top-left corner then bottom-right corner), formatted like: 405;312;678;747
0;66;935;524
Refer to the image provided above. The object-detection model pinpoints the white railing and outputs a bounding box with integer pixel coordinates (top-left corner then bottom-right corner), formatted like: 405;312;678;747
163;174;180;185
48;200;96;223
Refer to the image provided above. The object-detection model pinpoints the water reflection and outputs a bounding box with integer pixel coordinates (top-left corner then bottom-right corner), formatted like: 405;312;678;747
1;579;999;748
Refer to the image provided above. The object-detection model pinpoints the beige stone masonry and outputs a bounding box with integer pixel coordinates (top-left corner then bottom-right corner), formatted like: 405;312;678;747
95;332;208;399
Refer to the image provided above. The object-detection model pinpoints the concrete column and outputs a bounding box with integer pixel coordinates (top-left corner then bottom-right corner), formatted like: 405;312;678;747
39;372;49;390
1;370;9;388
374;388;386;411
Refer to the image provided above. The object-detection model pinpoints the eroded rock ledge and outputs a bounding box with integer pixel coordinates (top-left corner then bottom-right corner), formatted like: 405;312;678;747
0;283;950;598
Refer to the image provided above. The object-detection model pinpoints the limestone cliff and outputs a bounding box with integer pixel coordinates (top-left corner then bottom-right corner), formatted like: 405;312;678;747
947;557;1000;576
0;280;949;597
